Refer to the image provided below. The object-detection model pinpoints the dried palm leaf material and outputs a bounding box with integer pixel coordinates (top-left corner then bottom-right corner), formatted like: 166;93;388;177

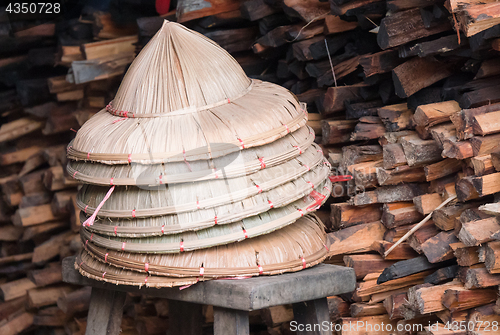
69;137;321;187
81;177;331;237
76;157;330;219
77;215;327;287
80;180;331;252
67;127;316;184
69;21;307;164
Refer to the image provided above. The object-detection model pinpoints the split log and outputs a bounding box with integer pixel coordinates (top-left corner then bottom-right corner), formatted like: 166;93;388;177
382;143;407;170
392;56;454;98
381;202;424;228
322;84;366;116
425;265;460;284
0;277;37;301
327;221;386;256
344;254;395;280
331;202;382;230
377;256;453;284
377;8;451;49
350;303;386;317
408;280;463;314
458;217;500;246
463;266;500;289
377;103;413;132
467;154;495;176
351;183;428;205
421;231;459;263
322;119;357;145
442;287;497;312
413;193;443;215
424;159;462;181
359;49;403;78
384;291;407;320
28;285;74;308
357;270;434;297
451;242;480;266
400;134;442;167
484;241;500;274
372;240;419;260
413;101;461;128
350;117;386;141
341;144;383;168
450;102;500;140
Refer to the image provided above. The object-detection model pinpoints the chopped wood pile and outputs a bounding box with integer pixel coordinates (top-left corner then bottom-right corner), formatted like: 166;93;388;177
1;0;500;334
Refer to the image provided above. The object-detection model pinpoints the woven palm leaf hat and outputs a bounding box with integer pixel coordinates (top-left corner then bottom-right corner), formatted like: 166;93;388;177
69;20;333;287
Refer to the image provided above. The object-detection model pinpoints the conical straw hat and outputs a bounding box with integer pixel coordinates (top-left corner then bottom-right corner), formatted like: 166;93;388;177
68;21;307;165
67;127;316;185
80;180;330;252
76;214;328;287
81;171;331;237
76;149;328;218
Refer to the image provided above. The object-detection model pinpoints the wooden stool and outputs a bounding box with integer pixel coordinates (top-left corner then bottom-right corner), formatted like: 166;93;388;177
62;257;355;335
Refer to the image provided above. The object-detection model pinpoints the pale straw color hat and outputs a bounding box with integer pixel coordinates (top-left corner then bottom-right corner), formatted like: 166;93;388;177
77;214;328;287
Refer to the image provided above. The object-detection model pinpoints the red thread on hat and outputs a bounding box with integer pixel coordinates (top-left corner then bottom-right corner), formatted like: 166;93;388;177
84;205;88;213
112;117;126;124
304;164;310;171
306;190;326;211
145;276;148;283
323;244;329;251
127;154;132;163
301;257;306;269
214;216;218;225
284;124;290;133
102;271;106;278
79;261;83;267
121;242;126;250
298;209;304;217
227;98;230;103
255;184;262;193
258;264;263;275
180;241;184;252
243;229;248;239
87;152;90;159
85;240;88;248
329;175;353;182
182;149;192;172
145;263;149;272
259;157;266;169
307;181;314;189
323;185;330;193
90;233;94;241
105;253;108;262
199;267;205;276
196;200;200;209
237;138;245;149
159;175;163;184
132;209;136;218
83;185;115;227
293;146;302;154
73;171;78;178
268;200;274;208
114;226;117;235
161;225;165;234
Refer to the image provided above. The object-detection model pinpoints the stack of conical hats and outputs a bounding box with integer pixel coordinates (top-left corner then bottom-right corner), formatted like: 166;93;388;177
68;21;332;287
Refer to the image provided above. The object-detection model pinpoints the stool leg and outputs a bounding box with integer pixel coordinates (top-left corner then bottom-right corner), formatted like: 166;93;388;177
167;300;203;335
213;306;250;335
85;287;126;335
292;298;331;335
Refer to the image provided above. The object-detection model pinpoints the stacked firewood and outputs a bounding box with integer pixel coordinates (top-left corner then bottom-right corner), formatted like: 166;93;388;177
1;0;500;334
